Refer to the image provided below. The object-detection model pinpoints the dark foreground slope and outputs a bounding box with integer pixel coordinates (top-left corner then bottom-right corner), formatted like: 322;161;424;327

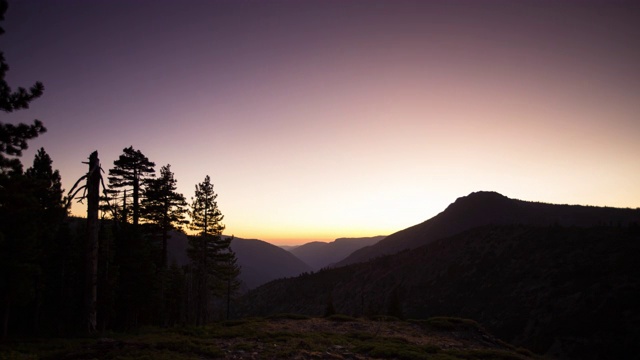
338;191;640;266
167;232;312;289
290;235;386;270
0;317;538;360
237;225;640;359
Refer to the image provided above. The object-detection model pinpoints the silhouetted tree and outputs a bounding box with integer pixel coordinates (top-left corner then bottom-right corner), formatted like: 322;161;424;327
218;242;241;320
139;164;188;324
107;146;155;226
106;148;156;328
25;148;64;213
0;0;47;338
141;164;188;269
23;148;66;332
0;149;66;337
0;121;45;174
187;175;227;325
0;1;45;175
85;151;101;332
165;261;186;325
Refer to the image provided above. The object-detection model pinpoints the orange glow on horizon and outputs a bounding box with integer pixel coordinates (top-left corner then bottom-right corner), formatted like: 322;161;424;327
11;1;639;246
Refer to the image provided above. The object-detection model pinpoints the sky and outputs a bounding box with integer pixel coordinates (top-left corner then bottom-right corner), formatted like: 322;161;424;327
1;0;639;245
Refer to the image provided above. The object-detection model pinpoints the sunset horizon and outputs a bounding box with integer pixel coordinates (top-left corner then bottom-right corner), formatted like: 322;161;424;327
2;1;639;355
3;0;638;245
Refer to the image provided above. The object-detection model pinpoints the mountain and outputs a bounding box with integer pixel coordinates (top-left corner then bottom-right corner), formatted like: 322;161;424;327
337;191;639;266
166;232;312;290
289;236;386;270
236;193;640;359
230;238;312;289
237;224;640;359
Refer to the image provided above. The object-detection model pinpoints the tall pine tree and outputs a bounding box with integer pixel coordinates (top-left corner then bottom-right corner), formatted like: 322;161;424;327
140;164;188;325
0;0;47;338
25;148;66;333
25;148;64;214
218;242;241;320
0;0;45;175
187;175;238;325
107;146;155;226
141;164;188;269
107;147;155;328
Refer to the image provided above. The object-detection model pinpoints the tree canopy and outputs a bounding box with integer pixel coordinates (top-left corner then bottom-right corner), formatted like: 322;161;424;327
141;164;188;268
107;146;155;226
0;0;46;175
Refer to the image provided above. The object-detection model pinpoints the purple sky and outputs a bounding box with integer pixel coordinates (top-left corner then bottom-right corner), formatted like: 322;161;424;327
2;0;639;244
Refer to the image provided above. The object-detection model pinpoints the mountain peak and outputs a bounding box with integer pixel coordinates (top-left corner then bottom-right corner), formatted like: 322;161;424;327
459;190;507;200
337;191;640;267
448;191;510;209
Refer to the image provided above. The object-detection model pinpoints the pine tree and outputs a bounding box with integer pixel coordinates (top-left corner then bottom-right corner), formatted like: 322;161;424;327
107;147;155;328
0;121;46;174
141;164;188;269
0;0;46;175
217;239;241;320
25;148;64;214
139;164;188;325
165;261;186;326
24;148;66;332
189;175;224;238
0;0;47;338
187;175;232;325
107;146;155;226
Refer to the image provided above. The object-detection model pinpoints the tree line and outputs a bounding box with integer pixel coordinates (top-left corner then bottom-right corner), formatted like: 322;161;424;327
0;0;239;338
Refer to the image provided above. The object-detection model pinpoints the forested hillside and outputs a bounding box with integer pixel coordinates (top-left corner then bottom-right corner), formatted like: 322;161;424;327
290;235;386;270
237;224;640;359
338;191;640;266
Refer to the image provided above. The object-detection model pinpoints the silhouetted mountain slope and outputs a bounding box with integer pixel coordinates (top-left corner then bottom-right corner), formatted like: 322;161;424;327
338;191;640;266
290;236;386;270
231;238;312;289
166;232;312;290
237;224;640;359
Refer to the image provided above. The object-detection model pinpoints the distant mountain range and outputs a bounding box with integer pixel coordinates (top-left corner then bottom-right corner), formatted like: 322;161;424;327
167;232;386;289
230;238;312;289
236;191;640;359
337;191;639;266
289;236;386;270
167;232;312;290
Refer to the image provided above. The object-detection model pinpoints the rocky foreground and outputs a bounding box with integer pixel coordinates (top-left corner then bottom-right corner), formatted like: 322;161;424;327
1;315;540;359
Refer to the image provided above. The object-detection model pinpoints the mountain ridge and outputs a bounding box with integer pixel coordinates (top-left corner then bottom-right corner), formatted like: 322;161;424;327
236;192;640;358
289;235;386;270
238;224;640;359
337;191;639;266
167;232;312;290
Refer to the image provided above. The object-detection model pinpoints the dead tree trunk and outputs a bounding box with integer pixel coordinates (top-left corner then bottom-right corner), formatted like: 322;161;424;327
85;151;100;333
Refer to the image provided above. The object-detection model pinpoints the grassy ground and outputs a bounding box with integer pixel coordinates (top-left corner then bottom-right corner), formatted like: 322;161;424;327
0;316;541;360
